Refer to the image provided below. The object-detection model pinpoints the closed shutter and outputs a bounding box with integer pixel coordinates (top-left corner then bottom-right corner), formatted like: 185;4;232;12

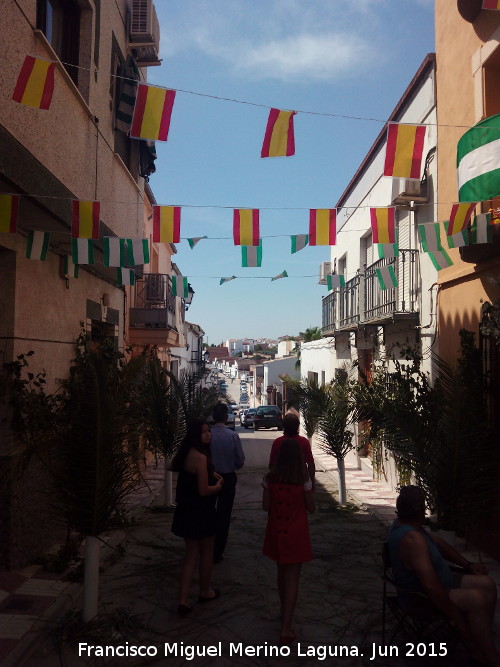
397;210;411;249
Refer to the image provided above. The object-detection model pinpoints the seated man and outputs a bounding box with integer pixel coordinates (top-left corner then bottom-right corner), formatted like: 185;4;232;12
388;486;499;667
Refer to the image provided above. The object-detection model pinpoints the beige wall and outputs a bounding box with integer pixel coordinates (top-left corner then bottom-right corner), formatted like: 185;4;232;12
435;2;500;357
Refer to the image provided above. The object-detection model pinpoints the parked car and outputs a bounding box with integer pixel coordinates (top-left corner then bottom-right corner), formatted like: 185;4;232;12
229;400;238;413
241;407;257;428
208;403;235;430
253;405;283;431
219;382;228;393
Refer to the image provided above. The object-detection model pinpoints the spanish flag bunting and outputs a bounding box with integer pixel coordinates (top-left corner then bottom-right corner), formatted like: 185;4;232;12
418;223;443;252
153;206;180;243
220;276;236;285
12;56;56;110
261;109;296;158
309;209;336;245
71;200;100;239
0;194;19;233
384;123;426;179
117;268;135;286
447;202;476;236
371;208;396;244
241;242;262;267
64;255;79;278
271;270;288;282
103;238;126;267
26;230;50;260
130;83;176;142
171;275;189;298
482;0;500;9
233;209;260;246
72;238;94;265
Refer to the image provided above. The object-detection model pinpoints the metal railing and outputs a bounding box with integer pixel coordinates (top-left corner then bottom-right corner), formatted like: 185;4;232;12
129;273;176;328
321;250;419;333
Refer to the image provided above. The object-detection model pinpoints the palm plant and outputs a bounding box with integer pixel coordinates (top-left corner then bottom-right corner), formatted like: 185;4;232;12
354;333;499;531
295;326;322;370
51;336;146;622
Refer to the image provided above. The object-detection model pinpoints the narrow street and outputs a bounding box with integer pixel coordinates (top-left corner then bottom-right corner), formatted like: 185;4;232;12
24;414;475;667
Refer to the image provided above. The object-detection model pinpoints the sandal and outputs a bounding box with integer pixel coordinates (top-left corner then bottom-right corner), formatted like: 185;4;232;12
198;588;221;603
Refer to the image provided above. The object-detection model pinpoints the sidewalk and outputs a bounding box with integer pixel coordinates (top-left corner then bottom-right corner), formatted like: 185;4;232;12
0;446;499;666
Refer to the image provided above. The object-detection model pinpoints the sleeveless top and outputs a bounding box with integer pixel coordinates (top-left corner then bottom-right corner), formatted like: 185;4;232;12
388;522;454;594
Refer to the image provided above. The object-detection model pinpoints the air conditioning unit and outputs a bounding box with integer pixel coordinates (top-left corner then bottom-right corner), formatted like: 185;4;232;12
319;261;332;285
128;0;161;66
391;178;428;205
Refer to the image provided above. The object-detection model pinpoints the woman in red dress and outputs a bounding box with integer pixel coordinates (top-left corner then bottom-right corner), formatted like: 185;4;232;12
263;438;315;644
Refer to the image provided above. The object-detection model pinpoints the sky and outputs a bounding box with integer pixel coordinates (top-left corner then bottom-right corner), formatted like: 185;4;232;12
147;0;435;345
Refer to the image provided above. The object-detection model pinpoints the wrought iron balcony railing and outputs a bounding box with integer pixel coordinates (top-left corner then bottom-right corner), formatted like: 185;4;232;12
321;249;419;335
129;273;176;328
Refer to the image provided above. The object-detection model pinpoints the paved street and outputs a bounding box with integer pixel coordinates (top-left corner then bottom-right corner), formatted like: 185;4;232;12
23;422;480;667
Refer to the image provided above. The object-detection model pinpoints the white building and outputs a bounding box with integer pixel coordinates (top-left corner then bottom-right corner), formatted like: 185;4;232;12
301;54;438;491
277;340;298;358
225;339;244;356
261;357;300;406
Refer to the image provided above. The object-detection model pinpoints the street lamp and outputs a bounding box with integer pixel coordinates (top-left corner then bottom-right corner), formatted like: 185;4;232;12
184;283;195;310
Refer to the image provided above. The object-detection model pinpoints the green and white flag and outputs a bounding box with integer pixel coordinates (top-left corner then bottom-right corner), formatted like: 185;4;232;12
220;275;236;285
457;113;500;202
171;275;189;298
26;230;50;260
428;249;453;270
64;255;79;278
127;238;150;265
291;234;309;254
187;236;207;249
72;238;94;265
376;265;398;290
377;243;399;259
326;274;345;290
418;223;443;252
117;268;135;286
103;237;126;267
444;222;469;248
470;213;493;244
271;270;288;281
242;241;262;267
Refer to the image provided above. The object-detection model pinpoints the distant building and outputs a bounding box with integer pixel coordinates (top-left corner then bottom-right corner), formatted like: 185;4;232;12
277;340;297;358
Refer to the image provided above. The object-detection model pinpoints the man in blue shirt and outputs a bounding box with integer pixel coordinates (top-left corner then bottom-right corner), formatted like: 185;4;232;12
210;403;245;563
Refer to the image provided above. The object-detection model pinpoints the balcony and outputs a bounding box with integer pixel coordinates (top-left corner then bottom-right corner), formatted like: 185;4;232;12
128;273;179;348
321;249;419;335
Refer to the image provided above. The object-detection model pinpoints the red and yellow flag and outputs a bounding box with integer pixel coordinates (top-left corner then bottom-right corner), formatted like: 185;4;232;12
12;56;56;110
233;209;260;246
371;208;396;244
384;123;426;179
130;84;175;142
482;1;500;9
447;202;477;236
153;206;181;243
0;194;19;233
261;109;296;158
309;209;336;245
71;200;100;239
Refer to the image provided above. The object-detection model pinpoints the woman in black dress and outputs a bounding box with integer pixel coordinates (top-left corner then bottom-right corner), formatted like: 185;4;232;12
171;419;223;615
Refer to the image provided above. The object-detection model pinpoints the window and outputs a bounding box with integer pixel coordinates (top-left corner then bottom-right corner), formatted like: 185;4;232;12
37;0;81;85
360;233;373;268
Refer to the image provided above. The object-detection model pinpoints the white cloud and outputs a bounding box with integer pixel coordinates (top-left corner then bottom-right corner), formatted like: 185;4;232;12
157;0;384;82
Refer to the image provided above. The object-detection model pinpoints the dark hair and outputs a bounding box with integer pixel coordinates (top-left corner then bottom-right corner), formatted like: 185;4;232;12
396;486;426;521
171;419;214;474
283;413;300;437
267;438;307;486
213;402;228;423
